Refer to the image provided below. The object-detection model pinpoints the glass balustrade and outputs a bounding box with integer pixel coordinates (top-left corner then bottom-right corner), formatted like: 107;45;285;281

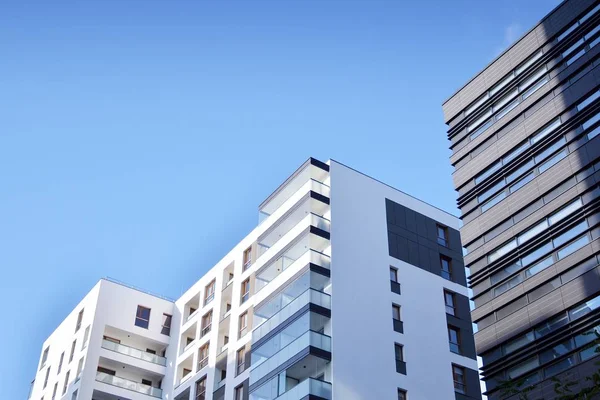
96;371;163;398
275;378;332;400
249;331;331;385
253;289;331;343
101;339;166;366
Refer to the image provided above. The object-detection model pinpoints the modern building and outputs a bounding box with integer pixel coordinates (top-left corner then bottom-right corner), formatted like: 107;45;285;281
442;0;600;398
28;158;481;400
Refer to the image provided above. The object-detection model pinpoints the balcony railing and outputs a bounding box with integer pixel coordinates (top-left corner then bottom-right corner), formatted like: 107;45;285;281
253;289;331;343
101;339;166;366
249;330;331;385
275;378;332;400
259;178;330;224
96;372;163;398
256;249;331;293
258;213;330;259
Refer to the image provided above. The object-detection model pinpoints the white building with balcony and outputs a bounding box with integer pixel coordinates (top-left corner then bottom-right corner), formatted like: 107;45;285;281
29;158;481;400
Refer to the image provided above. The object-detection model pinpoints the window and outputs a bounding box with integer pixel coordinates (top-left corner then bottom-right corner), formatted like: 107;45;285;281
437;225;448;246
198;343;209;369
444;291;456;315
201;310;212;337
448;326;461;354
57;352;64;374
135;305;151;329
398;389;407;400
186;337;194;346
204;280;215;305
440;256;452;280
235;385;244;400
69;340;76;362
62;370;70;395
183;368;192;378
103;335;120;344
75;309;84;333
243;246;252;271
161;313;172;336
452;365;466;394
52;383;58;400
195;376;207;400
81;325;90;350
76;357;84;378
71;390;78;400
40;346;50;370
392;304;401;321
239;312;248;338
97;366;116;375
241;279;250;304
395;343;405;374
43;366;51;388
390;267;398;282
236;347;246;375
142;379;152;386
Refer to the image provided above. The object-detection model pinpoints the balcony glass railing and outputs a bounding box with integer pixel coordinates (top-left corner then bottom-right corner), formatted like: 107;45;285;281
253;289;331;343
101;339;166;366
258;213;330;259
249;331;331;385
256;248;331;293
275;378;332;400
96;372;163;398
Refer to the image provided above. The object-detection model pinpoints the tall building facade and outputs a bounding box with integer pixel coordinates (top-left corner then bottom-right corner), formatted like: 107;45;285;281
28;158;481;400
443;0;600;398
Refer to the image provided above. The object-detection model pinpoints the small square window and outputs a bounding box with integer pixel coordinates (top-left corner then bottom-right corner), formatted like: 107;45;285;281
135;305;151;329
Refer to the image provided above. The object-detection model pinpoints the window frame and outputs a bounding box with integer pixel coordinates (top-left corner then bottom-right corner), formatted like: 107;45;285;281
444;291;456;316
243;246;252;271
135;305;151;329
452;365;466;394
440;255;452;280
240;279;250;304
239;312;248;338
437;224;449;246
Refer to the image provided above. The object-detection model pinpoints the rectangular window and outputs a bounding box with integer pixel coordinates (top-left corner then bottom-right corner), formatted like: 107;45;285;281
195;376;207;400
444;291;456;316
135;305;151;329
103;335;120;344
243;246;252;271
440;256;452;281
76;357;84;378
204;280;215;305
40;346;50;370
62;370;70;395
390;267;398;282
241;279;250;304
97;366;116;375
437;224;448;246
398;389;407;400
142;379;152;386
69;340;76;362
43;366;51;388
52;383;58;400
201;310;213;337
81;325;90;350
75;309;84;333
162;314;172;336
235;385;244;400
448;326;461;354
392;304;401;321
394;343;405;374
71;389;78;400
452;365;466;394
198;343;209;370
57;352;64;374
236;347;246;375
239;312;248;338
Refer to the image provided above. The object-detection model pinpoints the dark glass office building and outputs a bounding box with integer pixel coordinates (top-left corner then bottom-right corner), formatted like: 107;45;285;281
443;0;600;398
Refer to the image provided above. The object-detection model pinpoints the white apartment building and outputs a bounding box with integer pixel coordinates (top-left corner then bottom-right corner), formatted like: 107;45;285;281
29;158;482;400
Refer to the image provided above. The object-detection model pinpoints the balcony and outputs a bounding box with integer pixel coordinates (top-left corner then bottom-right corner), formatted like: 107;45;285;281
250;330;331;385
101;339;167;366
96;371;162;398
259;159;329;223
275;378;332;400
256;234;330;293
253;289;331;343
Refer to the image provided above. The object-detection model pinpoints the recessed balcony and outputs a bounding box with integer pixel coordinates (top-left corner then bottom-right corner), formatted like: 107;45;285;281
96;372;163;398
101;339;166;367
274;378;332;400
95;357;163;399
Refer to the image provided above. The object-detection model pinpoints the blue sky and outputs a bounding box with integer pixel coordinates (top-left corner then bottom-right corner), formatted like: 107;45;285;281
1;0;561;396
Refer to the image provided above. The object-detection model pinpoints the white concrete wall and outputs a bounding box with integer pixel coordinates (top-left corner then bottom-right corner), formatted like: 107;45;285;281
329;160;477;400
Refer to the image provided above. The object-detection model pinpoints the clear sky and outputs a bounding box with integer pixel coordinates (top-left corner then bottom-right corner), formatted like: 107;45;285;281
1;0;561;396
